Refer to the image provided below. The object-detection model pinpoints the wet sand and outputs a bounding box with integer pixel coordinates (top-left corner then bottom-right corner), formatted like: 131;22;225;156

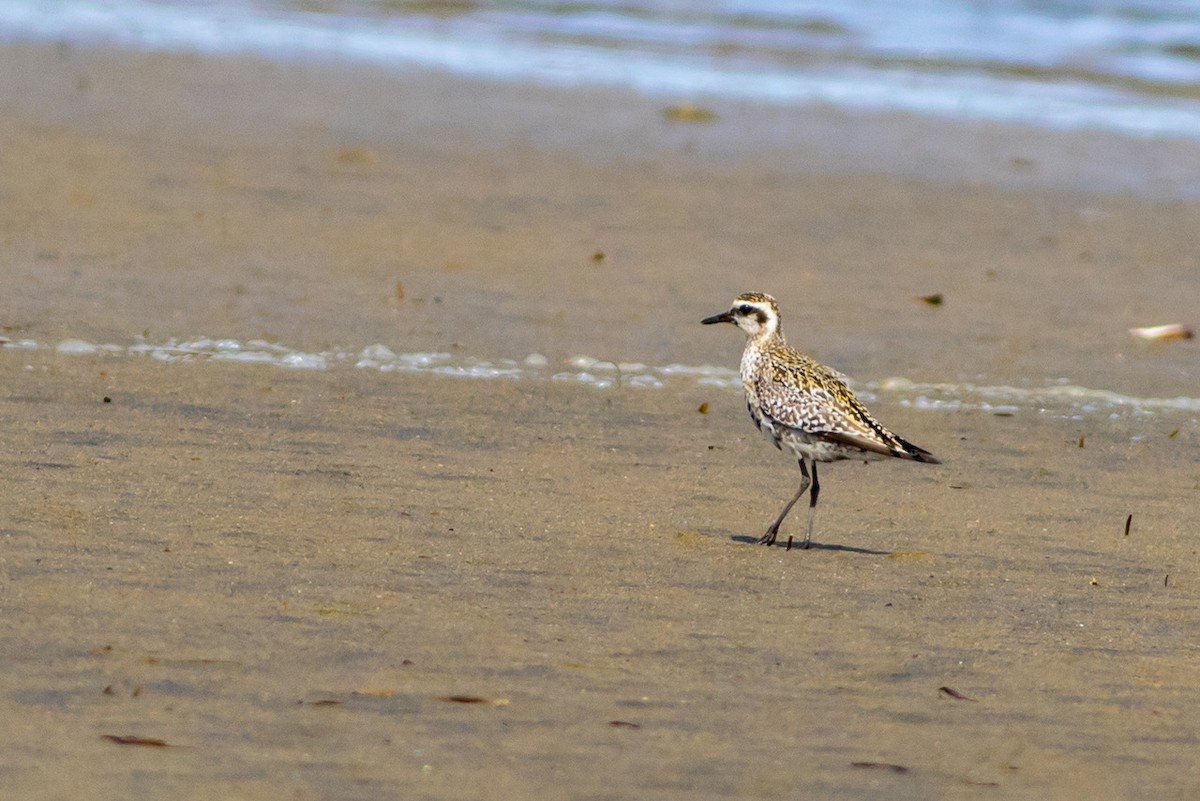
2;42;1199;800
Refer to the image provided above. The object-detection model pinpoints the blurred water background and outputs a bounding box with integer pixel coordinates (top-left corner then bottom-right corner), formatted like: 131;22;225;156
2;0;1199;140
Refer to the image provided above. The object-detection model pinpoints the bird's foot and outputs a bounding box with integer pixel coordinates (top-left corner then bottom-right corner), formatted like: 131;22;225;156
758;529;778;546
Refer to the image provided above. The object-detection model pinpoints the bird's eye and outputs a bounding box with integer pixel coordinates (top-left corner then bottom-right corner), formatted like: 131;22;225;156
737;304;754;315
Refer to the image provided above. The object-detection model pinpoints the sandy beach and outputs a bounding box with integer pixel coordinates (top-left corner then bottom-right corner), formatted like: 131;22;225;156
1;41;1198;800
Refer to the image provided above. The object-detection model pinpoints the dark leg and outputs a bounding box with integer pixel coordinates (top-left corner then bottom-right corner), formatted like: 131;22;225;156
799;460;820;549
760;460;810;546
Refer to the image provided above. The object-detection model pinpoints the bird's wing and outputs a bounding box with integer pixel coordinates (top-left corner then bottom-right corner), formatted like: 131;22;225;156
753;365;902;456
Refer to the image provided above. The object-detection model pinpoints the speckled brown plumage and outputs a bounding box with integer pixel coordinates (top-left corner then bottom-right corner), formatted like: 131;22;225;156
702;292;939;549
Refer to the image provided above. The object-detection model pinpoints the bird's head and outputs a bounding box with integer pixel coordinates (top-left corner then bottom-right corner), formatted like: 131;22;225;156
701;292;781;339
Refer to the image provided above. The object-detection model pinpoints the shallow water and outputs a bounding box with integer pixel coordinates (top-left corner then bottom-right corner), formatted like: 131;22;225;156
3;0;1200;139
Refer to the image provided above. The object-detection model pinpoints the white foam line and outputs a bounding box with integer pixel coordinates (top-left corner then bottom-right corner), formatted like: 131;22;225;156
4;336;1197;417
878;377;1200;414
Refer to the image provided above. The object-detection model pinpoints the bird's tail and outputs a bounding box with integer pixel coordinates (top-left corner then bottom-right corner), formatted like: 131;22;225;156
892;436;941;464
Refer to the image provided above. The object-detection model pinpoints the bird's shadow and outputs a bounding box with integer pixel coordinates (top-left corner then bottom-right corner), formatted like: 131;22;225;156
729;534;891;555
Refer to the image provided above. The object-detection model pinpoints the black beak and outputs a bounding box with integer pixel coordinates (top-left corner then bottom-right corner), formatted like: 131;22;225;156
701;311;735;325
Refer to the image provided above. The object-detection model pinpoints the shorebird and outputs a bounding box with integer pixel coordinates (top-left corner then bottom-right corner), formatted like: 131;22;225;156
702;292;939;549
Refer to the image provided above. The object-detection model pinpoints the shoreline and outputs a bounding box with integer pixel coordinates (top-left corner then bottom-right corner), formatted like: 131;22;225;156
5;336;1200;427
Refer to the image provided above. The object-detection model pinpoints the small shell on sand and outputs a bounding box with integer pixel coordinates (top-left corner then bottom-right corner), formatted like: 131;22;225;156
1129;323;1193;341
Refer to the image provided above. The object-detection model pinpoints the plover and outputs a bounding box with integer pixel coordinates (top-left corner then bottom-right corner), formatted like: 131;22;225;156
702;292;939;549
